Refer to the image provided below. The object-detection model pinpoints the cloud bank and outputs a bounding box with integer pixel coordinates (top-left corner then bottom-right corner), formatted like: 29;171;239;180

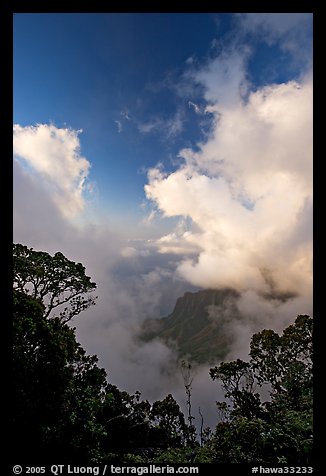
13;124;91;218
145;65;312;301
13;13;313;429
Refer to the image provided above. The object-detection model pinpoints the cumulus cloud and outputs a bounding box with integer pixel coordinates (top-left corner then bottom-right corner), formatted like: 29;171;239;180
142;42;313;419
192;49;250;107
13;145;197;412
120;246;149;258
13;14;313;431
156;231;199;255
13;123;91;219
145;54;312;302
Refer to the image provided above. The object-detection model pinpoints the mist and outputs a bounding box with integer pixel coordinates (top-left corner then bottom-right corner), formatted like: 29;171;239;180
13;13;312;430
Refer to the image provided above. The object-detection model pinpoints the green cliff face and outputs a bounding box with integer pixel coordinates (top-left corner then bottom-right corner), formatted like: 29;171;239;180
140;288;241;364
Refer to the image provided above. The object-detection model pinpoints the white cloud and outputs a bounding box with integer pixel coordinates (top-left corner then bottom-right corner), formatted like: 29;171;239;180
13;123;91;219
114;120;122;133
142;209;157;225
240;13;311;42
137;118;162;134
165;109;184;138
145;54;312;299
120;110;131;121
188;100;201;114
120;246;150;258
156;231;200;255
114;111;132;133
137;109;184;139
185;55;195;65
224;289;313;362
14;141;196;403
13;15;313;430
191;50;250;108
14;154;193;408
239;13;313;71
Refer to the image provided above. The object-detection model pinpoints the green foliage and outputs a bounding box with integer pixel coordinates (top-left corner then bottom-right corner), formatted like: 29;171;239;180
13;243;97;322
100;389;189;461
208;315;313;464
100;385;151;457
12;243;313;464
13;245;105;462
152;447;194;463
13;289;107;462
150;394;188;448
152;445;215;463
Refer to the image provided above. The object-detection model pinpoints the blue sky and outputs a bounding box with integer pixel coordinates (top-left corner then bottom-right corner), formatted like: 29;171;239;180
13;13;312;228
13;13;313;405
14;14;218;220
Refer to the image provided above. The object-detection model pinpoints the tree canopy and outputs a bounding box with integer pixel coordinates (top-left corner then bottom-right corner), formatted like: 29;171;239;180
12;243;313;464
13;243;97;322
208;315;313;464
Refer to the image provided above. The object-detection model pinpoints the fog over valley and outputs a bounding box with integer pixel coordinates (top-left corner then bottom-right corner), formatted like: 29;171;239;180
13;12;312;431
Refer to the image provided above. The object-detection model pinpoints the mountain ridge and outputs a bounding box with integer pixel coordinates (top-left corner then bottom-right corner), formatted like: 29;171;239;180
139;288;242;364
